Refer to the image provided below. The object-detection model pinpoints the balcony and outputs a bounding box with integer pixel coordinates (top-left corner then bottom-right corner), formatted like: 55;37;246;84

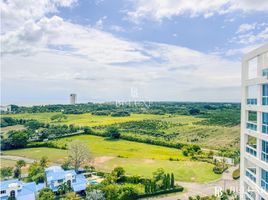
247;98;257;105
246;168;256;183
247;122;257;131
246;145;257;157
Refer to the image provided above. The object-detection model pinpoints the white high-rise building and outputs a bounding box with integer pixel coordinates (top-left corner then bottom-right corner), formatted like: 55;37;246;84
70;93;77;104
241;44;268;200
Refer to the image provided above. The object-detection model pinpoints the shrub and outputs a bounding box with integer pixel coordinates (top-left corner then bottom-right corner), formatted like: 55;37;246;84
232;167;240;180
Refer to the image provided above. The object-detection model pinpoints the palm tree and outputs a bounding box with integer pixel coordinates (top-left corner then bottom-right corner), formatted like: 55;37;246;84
57;182;71;195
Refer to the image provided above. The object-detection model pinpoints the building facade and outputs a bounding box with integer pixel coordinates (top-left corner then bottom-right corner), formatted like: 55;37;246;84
0;179;44;200
241;44;268;200
70;94;77;104
45;166;87;193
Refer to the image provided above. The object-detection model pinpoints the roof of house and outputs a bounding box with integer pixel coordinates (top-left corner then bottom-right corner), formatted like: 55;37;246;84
0;179;44;200
45;166;87;192
45;166;76;182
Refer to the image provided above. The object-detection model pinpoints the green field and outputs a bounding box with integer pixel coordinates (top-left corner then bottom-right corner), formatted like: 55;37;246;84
5;112;240;149
2;135;221;183
5;112;161;126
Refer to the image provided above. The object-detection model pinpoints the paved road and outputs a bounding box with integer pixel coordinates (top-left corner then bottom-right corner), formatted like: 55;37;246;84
1;155;36;163
151;166;239;200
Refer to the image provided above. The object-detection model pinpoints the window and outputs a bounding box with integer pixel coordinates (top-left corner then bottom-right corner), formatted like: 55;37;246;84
263;112;268;133
262;140;268;163
261;169;268;192
1;190;6;194
263;84;268;105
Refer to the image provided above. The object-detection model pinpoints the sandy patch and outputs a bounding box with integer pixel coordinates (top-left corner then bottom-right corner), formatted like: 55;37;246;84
143;159;155;164
93;156;115;165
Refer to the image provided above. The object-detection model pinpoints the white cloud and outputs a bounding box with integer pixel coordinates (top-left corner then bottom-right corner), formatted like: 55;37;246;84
126;0;268;22
1;0;242;104
236;23;256;34
1;0;77;32
231;23;268;45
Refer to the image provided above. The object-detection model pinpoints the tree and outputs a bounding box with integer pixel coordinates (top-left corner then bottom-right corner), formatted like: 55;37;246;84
61;192;81;200
106;126;120;139
38;188;55;200
58;182;71;195
61;160;71;170
25;120;44;130
27;162;45;183
84;126;93;134
166;174;171;189
40;156;49;168
118;186;139;200
86;190;105;200
153;168;165;182
7;130;29;148
111;167;125;182
68;140;90;171
51;114;67;122
102;184;119;200
0;167;13;178
171;173;175;188
13;160;26;179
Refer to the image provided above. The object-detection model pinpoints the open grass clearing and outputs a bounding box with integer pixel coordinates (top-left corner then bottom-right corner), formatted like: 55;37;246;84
2;135;221;183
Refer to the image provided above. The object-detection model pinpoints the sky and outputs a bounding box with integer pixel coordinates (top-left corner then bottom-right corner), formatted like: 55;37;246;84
1;0;268;105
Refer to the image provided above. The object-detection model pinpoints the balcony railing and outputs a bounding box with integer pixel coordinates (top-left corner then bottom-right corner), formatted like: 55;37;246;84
246;145;257;157
247;98;257;105
263;96;268;105
246;168;256;183
262;68;268;77
262;124;268;134
247;122;257;131
245;191;256;200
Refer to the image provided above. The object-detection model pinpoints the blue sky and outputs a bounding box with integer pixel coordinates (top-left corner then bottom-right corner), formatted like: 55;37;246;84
1;0;268;105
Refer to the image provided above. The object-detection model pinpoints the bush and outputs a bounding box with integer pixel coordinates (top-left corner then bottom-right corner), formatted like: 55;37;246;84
106;127;120;139
111;111;130;117
232;167;240;180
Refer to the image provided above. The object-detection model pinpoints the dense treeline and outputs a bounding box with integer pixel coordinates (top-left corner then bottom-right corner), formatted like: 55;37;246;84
0;119;82;150
7;102;239;114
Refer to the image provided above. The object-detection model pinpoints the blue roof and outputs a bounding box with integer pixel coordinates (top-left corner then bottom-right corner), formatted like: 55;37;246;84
0;179;44;200
0;179;21;190
45;166;76;182
72;174;87;192
45;166;87;192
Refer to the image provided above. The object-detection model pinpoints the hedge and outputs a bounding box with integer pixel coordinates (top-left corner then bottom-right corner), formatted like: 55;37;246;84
137;186;184;198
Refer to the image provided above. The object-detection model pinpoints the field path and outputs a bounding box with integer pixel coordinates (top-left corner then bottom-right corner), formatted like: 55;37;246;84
1;155;36;163
150;166;239;200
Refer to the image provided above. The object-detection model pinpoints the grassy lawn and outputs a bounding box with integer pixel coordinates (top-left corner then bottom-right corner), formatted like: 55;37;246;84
2;148;68;164
2;135;221;183
98;158;220;183
50;135;187;160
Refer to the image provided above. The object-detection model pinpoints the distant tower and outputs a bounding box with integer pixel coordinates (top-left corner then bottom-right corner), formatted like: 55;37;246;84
70;94;77;104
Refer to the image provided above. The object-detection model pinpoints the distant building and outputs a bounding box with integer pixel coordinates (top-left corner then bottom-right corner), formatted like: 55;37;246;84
0;105;11;112
0;179;44;200
70;94;77;104
45;166;87;193
240;44;268;200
